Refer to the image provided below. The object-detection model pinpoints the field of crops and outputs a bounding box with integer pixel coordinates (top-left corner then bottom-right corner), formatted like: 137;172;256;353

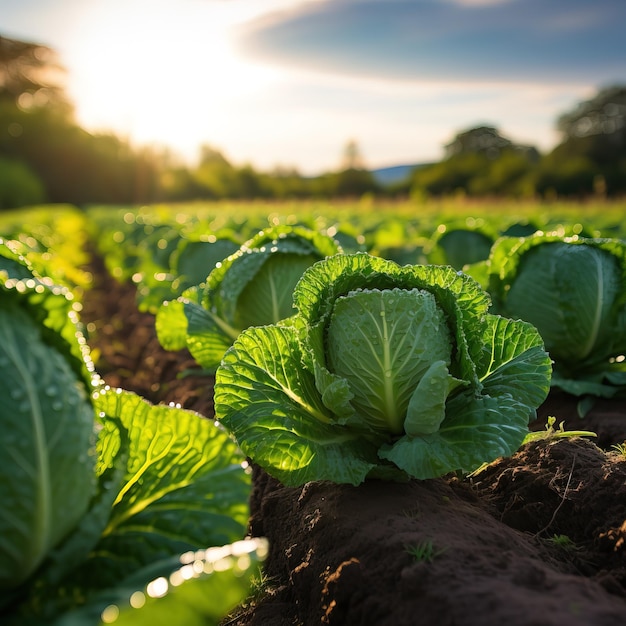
1;198;626;625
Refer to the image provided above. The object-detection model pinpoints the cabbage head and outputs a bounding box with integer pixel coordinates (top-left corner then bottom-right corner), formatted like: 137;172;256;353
214;253;552;485
485;234;626;399
156;225;342;372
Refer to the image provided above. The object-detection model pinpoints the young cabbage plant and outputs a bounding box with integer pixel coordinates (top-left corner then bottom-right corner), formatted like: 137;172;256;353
156;225;342;372
214;253;552;486
484;234;626;401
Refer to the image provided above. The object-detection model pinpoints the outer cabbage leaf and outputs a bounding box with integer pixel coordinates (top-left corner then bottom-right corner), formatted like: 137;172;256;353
379;393;532;478
62;388;251;592
473;315;552;409
54;539;268;626
154;285;202;352
0;240;95;388
183;300;238;371
0;303;95;589
215;325;379;486
171;236;241;294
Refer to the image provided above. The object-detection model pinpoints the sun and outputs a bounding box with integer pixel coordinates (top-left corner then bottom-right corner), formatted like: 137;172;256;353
63;0;282;162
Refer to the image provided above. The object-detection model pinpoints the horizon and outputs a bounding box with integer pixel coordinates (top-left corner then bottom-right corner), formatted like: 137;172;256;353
2;0;625;175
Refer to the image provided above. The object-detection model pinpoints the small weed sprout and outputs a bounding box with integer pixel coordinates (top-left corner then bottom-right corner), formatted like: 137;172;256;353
469;416;596;479
611;442;626;458
405;540;447;563
522;416;596;445
401;506;421;519
545;534;578;550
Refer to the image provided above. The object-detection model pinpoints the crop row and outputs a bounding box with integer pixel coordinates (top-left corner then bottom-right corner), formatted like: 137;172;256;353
1;200;625;624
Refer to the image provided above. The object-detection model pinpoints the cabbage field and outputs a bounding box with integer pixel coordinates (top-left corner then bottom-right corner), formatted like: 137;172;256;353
1;199;625;626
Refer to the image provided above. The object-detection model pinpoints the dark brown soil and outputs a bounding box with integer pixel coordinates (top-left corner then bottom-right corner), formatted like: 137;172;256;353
80;250;216;416
81;250;626;626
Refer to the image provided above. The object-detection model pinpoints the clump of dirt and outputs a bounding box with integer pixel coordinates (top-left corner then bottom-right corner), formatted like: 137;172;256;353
80;250;626;626
237;441;626;626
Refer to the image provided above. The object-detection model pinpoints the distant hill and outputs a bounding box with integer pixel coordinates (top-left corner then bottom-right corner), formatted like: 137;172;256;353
370;163;429;186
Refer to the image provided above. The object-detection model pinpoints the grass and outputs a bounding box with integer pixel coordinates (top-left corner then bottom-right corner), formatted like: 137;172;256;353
611;442;626;458
544;534;578;550
404;540;447;563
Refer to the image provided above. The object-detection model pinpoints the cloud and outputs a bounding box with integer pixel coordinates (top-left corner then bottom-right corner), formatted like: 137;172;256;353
235;0;626;86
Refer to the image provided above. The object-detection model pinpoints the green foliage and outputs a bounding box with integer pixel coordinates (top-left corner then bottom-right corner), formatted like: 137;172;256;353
611;442;626;458
0;206;92;292
0;34;71;113
544;534;578;550
534;152;599;197
0;302;95;589
214;253;552;485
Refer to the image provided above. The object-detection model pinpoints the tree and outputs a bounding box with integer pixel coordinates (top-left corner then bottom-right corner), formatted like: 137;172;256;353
0;155;45;209
445;125;512;159
411;126;539;197
341;139;366;170
469;150;536;197
557;85;626;152
333;139;378;197
193;145;238;198
545;85;626;196
0;34;71;115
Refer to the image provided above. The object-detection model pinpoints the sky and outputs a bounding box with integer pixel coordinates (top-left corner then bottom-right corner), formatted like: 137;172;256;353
2;0;626;174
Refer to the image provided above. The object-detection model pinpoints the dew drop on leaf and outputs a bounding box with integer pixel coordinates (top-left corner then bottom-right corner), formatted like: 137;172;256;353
44;385;58;397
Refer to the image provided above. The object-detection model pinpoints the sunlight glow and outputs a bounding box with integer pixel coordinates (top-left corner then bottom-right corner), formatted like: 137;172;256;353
65;0;284;161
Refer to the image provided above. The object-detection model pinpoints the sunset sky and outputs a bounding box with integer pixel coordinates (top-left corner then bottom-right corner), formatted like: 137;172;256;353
2;0;625;174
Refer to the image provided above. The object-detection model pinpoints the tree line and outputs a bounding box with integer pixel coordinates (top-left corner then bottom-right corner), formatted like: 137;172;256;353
1;34;625;209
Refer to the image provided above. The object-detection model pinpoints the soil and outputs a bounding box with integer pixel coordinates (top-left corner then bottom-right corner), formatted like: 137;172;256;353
81;250;626;626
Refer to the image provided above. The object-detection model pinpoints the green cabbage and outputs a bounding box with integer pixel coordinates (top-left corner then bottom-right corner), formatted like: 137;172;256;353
156;225;342;372
214;253;552;485
485;234;626;398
